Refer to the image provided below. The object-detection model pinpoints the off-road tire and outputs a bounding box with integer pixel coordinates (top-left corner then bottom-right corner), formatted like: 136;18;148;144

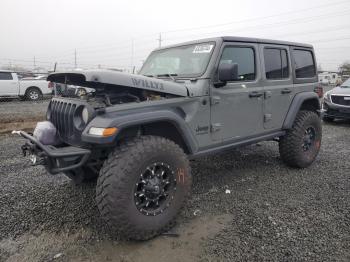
279;110;322;168
25;87;42;101
96;136;191;240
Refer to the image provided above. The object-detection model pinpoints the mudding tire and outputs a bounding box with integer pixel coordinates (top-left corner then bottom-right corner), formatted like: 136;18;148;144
279;110;322;168
26;87;42;101
96;136;191;240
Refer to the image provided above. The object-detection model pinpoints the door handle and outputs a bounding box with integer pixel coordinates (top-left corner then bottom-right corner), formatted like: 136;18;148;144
249;91;263;98
281;88;292;94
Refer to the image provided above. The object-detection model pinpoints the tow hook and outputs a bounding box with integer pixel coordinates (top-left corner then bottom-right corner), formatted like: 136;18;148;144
21;144;32;157
21;143;44;166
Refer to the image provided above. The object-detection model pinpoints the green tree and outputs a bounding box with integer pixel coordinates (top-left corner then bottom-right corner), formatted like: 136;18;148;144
339;61;350;73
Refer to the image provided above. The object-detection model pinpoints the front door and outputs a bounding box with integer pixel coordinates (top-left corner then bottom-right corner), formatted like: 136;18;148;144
210;43;264;142
0;72;18;96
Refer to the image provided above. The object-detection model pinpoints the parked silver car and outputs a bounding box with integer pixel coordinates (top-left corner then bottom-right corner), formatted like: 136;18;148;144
323;78;350;121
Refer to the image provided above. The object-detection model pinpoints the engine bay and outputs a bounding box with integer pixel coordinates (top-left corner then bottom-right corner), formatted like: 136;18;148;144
54;82;179;107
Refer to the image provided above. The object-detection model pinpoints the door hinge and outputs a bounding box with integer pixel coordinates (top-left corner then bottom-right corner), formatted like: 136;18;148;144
264;114;272;122
210;96;221;105
211;123;222;132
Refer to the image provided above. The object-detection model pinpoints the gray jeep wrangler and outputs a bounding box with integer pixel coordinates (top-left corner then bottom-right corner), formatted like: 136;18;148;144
19;36;322;240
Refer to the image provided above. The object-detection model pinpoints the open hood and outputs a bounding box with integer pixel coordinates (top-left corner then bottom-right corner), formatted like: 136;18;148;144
47;69;189;97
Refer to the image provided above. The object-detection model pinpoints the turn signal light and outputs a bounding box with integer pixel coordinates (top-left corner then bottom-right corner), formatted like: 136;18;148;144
88;127;118;137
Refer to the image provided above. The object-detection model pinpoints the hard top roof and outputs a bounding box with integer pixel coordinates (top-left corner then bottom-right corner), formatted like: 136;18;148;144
155;36;313;50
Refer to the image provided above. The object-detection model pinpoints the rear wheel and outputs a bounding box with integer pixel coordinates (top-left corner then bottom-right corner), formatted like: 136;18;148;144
96;136;191;240
279;110;322;168
26;87;42;101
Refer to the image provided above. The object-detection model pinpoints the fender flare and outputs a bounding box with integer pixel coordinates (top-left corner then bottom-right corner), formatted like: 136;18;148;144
25;86;43;94
82;108;198;154
283;92;320;129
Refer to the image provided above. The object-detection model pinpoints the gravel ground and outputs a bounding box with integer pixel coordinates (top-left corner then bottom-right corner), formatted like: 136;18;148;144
0;100;49;134
0;121;349;261
0;100;49;123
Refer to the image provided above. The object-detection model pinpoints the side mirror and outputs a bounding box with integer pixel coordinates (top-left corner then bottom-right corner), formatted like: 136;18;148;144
218;63;238;83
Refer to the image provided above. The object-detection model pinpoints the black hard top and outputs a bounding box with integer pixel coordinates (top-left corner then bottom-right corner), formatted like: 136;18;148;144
156;36;313;50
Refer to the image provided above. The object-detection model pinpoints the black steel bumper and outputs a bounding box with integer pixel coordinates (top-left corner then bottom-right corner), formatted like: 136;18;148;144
322;102;350;120
19;131;91;174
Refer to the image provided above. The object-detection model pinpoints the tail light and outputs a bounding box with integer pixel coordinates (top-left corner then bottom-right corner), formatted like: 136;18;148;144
48;82;54;89
314;85;323;98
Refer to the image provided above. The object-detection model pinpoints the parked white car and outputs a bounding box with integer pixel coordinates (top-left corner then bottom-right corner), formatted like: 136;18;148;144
0;70;52;101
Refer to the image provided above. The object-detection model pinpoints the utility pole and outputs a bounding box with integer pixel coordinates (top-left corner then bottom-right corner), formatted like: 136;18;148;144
157;33;162;48
74;49;77;68
33;56;36;69
131;38;134;73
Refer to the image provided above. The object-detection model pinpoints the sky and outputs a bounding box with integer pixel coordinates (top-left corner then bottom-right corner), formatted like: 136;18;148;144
0;0;349;72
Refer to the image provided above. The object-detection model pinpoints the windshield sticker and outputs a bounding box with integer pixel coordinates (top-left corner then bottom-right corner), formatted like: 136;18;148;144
193;44;214;53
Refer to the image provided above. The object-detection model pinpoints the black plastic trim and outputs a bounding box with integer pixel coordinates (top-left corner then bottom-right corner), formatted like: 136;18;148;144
283;92;320;129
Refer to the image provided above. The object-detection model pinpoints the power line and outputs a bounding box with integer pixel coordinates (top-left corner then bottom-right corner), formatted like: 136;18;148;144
162;0;350;34
30;0;350;61
164;9;350;43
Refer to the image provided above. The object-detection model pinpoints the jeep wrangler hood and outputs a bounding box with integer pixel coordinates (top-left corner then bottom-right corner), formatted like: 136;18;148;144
47;70;189;97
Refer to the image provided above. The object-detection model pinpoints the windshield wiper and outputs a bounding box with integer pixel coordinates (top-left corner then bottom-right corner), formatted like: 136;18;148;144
156;73;178;81
143;74;154;77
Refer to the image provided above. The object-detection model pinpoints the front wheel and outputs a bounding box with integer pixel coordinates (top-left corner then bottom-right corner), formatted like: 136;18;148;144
96;136;191;240
279;110;322;168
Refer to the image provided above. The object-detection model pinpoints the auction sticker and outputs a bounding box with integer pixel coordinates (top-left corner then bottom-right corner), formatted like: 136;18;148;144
193;44;214;53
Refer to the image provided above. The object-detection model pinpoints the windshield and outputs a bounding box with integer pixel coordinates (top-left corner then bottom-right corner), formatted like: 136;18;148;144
341;78;350;87
139;42;215;77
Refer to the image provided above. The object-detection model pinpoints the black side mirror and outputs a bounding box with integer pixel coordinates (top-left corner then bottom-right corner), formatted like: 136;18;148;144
218;63;238;83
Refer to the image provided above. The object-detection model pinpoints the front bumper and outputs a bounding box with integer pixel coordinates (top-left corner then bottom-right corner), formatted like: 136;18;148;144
322;101;350;119
20;131;91;174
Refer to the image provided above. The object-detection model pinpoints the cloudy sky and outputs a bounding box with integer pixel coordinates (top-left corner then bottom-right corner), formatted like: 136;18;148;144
1;0;349;71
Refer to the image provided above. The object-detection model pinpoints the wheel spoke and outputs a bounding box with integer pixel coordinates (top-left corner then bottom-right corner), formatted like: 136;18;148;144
133;162;176;216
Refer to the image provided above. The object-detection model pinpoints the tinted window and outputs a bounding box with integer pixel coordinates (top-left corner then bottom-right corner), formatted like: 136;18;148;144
293;50;316;78
0;72;13;80
220;46;255;81
264;48;289;79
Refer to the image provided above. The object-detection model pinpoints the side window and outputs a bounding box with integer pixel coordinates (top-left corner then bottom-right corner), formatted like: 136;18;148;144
293;49;316;78
264;48;289;79
0;72;13;80
220;46;256;81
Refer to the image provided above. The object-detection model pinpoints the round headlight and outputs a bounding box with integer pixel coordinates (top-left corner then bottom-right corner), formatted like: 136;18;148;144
82;107;89;124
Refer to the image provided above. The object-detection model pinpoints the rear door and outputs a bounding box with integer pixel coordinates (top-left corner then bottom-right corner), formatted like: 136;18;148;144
260;44;294;130
0;72;18;96
210;42;264;141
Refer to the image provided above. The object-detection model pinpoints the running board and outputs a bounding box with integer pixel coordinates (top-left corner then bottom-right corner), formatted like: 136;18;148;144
190;131;285;159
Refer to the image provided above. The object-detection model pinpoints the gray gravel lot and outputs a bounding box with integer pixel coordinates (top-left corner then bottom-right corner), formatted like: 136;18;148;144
0;121;349;261
0;100;49;123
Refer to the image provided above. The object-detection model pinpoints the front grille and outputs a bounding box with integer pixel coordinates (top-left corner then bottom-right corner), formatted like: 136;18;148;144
50;99;77;140
331;95;350;106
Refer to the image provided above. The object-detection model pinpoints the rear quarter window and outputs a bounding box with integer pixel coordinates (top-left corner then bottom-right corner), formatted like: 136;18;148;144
293;49;316;78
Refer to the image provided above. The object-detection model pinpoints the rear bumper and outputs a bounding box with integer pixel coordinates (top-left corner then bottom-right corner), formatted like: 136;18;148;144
20;131;91;174
322;101;350;119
